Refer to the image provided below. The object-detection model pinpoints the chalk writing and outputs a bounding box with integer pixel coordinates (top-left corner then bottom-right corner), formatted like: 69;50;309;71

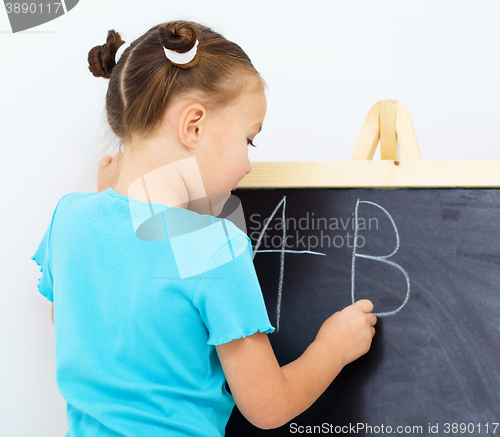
351;199;410;316
252;196;326;331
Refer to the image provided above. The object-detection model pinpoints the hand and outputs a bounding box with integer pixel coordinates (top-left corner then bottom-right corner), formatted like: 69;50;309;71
315;299;377;367
97;151;123;193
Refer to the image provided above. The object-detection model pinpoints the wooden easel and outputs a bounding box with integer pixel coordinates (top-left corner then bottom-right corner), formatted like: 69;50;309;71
351;100;422;161
240;97;500;189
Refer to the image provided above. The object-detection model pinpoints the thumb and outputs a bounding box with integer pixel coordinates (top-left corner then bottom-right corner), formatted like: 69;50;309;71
354;299;374;313
99;155;113;169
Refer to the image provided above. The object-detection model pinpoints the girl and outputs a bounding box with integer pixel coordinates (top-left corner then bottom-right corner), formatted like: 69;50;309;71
32;20;376;437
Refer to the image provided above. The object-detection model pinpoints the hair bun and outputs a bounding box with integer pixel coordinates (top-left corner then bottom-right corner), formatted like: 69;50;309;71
88;29;126;79
158;21;199;53
158;21;200;69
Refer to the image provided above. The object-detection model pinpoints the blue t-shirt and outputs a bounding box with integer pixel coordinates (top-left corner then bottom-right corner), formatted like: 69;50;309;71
31;188;275;437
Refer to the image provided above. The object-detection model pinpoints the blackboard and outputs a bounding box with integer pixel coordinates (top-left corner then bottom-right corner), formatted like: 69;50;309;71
225;187;500;437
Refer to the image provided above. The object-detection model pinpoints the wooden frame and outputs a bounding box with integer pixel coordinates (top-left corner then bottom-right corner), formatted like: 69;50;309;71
237;160;500;188
238;100;500;188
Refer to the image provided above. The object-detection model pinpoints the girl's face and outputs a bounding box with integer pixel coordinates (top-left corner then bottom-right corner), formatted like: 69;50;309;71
196;81;267;198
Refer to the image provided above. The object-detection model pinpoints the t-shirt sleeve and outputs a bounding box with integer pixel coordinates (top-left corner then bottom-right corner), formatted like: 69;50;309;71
193;234;275;346
31;223;54;302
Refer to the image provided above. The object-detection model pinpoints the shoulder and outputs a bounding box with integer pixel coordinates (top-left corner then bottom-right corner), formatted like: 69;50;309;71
53;190;102;214
49;191;104;233
52;191;97;210
59;190;100;204
220;217;251;242
203;218;253;271
209;217;251;254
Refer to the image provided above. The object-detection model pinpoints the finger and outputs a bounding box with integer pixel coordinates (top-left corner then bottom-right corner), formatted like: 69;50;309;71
368;313;378;326
354;299;374;313
99;155;113;168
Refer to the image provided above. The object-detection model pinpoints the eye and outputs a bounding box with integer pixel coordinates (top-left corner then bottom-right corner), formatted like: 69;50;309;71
247;139;257;147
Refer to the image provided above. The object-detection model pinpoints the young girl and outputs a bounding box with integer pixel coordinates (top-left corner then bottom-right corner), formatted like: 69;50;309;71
32;20;377;437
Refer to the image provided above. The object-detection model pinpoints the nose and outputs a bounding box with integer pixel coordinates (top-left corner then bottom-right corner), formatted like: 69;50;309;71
247;160;252;175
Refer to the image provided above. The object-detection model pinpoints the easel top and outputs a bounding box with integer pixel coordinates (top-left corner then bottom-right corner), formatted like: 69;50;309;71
237;100;500;188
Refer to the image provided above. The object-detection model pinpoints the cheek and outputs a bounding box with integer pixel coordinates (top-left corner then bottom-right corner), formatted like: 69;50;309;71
210;137;248;187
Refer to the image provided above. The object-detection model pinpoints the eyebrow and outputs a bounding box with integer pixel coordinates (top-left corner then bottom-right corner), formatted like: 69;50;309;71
254;123;263;133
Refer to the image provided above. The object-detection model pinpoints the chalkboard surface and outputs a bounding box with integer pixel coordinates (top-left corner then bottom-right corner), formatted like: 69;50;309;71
225;188;500;437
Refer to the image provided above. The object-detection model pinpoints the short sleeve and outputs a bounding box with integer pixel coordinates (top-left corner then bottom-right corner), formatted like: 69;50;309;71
31;194;71;302
193;234;275;346
31;224;54;302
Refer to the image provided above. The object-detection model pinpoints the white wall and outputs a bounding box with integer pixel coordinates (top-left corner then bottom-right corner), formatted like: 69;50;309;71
2;1;499;435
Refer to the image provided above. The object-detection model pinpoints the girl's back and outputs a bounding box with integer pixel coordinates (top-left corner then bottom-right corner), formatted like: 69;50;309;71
32;187;274;436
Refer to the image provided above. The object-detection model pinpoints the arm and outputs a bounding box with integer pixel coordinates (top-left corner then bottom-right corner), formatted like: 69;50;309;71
52;303;54;323
216;299;377;430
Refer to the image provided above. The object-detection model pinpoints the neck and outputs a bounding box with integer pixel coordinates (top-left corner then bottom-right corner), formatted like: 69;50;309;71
112;145;226;216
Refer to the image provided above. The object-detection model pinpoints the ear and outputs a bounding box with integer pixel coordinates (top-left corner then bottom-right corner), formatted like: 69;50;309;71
178;103;206;150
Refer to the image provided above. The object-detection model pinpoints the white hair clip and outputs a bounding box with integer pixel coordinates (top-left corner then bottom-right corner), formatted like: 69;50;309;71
115;41;129;64
164;39;199;65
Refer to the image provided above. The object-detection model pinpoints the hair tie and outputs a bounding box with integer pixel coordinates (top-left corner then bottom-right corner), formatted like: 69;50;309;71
115;41;129;64
164;40;199;65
